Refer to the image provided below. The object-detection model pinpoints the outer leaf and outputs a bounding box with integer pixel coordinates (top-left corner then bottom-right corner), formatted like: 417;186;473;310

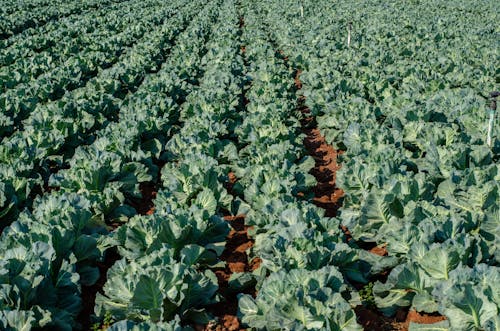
131;275;166;322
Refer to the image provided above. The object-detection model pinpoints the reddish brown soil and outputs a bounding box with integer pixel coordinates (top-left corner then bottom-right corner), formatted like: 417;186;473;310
226;172;238;193
339;225;354;243
296;71;343;218
129;159;165;216
370;244;389;256
220;216;260;275
278;49;289;61
355;306;408;331
405;310;447;326
303;126;344;217
204;215;260;331
294;71;302;89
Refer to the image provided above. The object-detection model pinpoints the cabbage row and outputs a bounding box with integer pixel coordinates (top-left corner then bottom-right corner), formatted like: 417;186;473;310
0;0;129;57
98;2;246;326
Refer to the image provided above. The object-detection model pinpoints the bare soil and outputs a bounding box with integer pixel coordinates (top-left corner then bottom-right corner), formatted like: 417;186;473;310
203;215;260;331
303;125;344;217
355;307;448;331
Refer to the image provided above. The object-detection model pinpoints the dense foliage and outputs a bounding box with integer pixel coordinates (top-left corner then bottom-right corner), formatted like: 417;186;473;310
0;0;498;330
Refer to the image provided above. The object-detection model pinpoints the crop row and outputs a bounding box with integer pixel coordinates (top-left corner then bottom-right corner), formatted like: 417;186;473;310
230;4;366;329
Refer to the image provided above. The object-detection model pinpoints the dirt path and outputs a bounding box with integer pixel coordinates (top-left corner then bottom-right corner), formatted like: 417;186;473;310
204;212;260;331
296;73;345;219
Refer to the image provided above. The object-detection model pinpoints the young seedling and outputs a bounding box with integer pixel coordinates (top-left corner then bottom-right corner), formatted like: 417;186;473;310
487;91;499;147
347;22;353;48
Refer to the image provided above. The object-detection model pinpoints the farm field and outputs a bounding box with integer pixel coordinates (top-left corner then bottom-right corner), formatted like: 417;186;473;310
0;0;499;330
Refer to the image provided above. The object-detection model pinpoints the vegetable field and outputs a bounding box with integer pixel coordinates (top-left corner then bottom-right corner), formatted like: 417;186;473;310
0;0;499;330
